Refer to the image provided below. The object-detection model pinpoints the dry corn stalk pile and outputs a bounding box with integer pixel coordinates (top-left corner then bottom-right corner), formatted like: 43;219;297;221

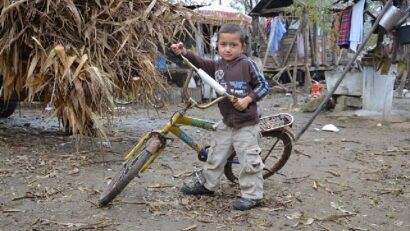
0;0;187;135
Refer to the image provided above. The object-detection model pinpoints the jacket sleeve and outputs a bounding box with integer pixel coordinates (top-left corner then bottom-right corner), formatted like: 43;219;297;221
184;51;216;77
248;60;269;102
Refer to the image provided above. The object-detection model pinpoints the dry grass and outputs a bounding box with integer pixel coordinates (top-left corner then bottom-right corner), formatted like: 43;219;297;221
0;0;189;136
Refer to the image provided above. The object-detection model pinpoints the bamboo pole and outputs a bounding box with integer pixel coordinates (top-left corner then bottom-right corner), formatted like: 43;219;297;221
295;0;394;142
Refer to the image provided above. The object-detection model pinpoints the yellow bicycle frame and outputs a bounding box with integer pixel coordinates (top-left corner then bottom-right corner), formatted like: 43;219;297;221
124;110;217;173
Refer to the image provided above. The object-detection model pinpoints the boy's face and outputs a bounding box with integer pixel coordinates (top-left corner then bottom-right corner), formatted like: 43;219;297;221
217;32;244;62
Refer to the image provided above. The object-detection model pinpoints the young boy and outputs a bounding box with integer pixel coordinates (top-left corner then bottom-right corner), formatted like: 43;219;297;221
170;24;269;211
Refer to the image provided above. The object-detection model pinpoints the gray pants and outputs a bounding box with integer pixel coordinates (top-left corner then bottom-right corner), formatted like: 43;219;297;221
203;122;264;200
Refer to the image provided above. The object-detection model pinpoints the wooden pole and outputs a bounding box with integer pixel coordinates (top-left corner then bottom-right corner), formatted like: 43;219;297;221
270;65;290;91
292;44;299;106
397;46;408;97
309;24;317;66
322;32;327;65
305;64;312;93
282;34;297;66
294;0;394;142
195;23;204;57
303;8;311;93
313;23;318;65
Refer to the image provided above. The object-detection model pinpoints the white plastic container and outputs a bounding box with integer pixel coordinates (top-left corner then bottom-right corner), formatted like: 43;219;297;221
362;66;395;113
325;71;363;96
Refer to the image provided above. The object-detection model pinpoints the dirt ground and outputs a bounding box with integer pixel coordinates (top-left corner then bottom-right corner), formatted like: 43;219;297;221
0;93;409;231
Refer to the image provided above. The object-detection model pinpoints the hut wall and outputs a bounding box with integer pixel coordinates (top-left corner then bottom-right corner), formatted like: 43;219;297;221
260;28;342;71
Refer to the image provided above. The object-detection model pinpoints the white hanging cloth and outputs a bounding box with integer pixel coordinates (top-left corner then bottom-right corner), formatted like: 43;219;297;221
349;0;366;52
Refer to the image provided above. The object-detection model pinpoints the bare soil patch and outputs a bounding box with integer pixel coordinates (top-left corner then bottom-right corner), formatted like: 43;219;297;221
1;94;409;230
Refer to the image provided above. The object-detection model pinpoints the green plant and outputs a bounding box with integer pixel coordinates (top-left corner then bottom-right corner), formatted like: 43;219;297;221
285;0;333;32
387;212;396;219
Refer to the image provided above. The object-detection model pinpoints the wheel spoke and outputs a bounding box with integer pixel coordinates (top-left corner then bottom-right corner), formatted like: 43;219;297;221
262;137;280;162
224;132;293;183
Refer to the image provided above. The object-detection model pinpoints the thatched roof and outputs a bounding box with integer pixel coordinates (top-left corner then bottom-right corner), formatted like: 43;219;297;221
0;0;188;136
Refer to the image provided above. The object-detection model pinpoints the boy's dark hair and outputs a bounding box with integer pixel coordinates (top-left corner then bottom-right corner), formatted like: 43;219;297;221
217;24;247;44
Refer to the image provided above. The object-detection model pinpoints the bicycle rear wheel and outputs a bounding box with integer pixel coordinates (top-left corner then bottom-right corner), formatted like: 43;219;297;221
146;92;165;109
224;130;293;183
98;150;151;206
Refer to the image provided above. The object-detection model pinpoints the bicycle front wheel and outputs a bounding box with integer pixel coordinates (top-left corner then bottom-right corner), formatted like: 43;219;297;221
98;150;151;207
224;130;293;183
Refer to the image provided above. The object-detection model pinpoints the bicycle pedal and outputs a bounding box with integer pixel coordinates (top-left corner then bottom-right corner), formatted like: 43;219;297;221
165;137;174;144
198;153;207;162
198;147;208;162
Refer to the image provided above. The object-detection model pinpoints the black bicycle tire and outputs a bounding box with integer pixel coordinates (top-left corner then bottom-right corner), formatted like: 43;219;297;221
146;93;165;109
98;150;151;207
0;101;17;118
224;131;293;183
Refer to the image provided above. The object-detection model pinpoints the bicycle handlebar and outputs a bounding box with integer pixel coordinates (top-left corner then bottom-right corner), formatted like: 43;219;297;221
180;56;227;96
180;55;237;110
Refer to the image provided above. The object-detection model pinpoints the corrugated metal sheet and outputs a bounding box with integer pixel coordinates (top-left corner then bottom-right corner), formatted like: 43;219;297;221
249;0;293;17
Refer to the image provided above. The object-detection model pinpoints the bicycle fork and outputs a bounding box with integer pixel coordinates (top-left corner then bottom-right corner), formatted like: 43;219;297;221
124;132;166;174
139;133;167;172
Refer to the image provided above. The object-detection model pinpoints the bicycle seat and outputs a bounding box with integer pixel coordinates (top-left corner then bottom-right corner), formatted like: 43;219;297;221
259;113;294;132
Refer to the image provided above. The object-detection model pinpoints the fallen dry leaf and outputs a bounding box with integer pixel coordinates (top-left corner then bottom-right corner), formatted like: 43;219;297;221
313;181;319;190
317;213;356;221
147;184;175;189
326;170;341;177
258;220;273;228
304;217;315;225
294;149;312;158
1;208;25;213
182;224;197;231
68;168;80;175
173;170;193;178
285;211;303;220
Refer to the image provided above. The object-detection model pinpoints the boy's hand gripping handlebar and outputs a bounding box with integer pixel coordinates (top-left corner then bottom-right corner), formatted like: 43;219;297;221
180;55;237;105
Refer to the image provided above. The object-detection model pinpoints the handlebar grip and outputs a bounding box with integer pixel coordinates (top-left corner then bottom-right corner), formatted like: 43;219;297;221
196;69;227;95
166;47;183;65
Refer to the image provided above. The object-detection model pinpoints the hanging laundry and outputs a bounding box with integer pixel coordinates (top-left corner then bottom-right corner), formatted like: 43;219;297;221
268;16;286;53
349;0;365;52
337;6;353;48
265;17;272;39
297;32;304;58
289;20;300;30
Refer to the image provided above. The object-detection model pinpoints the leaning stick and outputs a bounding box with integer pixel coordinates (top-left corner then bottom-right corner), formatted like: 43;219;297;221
295;0;394;141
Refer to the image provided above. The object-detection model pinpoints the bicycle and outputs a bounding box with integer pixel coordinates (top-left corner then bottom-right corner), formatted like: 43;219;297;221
98;58;295;207
114;88;166;109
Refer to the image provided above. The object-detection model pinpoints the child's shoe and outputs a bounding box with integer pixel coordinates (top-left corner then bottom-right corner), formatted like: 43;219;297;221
233;198;261;211
181;183;214;195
